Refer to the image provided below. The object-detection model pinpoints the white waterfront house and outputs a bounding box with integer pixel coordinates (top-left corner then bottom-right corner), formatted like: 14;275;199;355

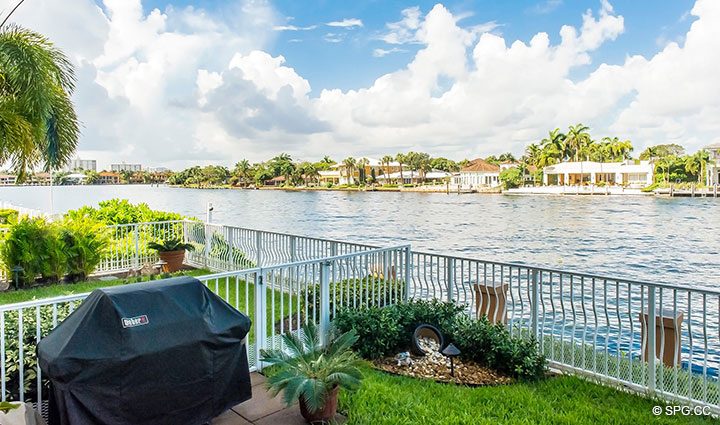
452;158;501;188
705;142;720;186
542;160;654;188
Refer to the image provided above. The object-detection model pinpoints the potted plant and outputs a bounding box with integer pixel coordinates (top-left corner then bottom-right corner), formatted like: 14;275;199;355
260;322;363;423
147;239;195;272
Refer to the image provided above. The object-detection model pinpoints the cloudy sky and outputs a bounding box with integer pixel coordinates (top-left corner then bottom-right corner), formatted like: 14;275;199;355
9;0;719;169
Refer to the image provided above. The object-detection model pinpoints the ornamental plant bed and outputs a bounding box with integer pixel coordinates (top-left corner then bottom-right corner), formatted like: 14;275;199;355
372;355;513;386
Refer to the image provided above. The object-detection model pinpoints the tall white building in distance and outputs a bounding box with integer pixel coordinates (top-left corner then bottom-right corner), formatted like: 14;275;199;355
63;158;97;172
111;163;143;172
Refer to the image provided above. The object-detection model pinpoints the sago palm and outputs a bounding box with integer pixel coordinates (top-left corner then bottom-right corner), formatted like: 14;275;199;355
0;24;79;181
260;322;363;413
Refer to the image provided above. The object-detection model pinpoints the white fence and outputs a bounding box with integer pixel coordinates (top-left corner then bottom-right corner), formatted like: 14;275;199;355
0;218;718;412
0;245;410;403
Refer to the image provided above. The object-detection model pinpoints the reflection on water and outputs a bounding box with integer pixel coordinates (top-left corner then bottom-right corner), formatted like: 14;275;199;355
2;184;719;288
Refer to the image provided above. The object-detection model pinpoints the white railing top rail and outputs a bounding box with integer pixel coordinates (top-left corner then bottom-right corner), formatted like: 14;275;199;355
413;249;720;296
0;293;89;312
197;244;411;281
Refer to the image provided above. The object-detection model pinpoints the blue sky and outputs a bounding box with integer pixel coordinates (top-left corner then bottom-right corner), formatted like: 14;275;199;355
139;0;696;93
29;0;717;167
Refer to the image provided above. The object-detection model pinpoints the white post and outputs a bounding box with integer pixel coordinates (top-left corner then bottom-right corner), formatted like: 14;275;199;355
531;270;539;340
49;169;54;216
319;261;331;346
254;271;266;371
446;257;455;303
647;287;657;392
206;202;213;223
255;231;263;267
404;246;412;302
133;225;140;268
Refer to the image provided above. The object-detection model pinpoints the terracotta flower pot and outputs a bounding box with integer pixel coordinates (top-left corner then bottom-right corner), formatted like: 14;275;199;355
159;250;186;272
298;385;339;423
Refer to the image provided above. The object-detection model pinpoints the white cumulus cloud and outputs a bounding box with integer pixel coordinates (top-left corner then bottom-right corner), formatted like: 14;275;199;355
8;0;720;169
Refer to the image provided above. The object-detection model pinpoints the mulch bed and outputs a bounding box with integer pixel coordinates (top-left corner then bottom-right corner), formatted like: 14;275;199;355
372;354;514;386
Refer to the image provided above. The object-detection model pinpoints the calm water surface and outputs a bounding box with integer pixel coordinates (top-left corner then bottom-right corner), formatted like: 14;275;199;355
2;185;718;288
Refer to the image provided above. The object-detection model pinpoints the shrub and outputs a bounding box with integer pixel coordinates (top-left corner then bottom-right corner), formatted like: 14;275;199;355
0;218;56;286
333;307;402;359
0;208;18;224
334;301;547;380
59;218;111;281
65;199;183;225
452;315;546;380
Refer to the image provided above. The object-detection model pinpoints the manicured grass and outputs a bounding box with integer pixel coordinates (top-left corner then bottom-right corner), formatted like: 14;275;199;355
0;269;212;305
339;366;717;425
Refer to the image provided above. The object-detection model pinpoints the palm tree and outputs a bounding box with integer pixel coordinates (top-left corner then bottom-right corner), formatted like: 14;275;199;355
395;153;406;184
0;24;79;181
233;159;252;187
357;157;369;184
540;128;566;165
342;157;356;185
565;124;592;161
381;155;394;178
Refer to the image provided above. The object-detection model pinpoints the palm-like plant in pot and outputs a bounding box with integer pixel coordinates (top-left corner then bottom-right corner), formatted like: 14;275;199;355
260;322;363;423
147;239;195;272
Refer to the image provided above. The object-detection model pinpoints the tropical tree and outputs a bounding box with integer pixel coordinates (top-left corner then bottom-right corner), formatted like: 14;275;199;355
639;144;685;161
232;159;252;187
430;157;459;172
565;124;592;161
381;155;394;177
0;24;80;181
539;128;566;165
342;157;356;185
357;157;369;184
395;153;406;184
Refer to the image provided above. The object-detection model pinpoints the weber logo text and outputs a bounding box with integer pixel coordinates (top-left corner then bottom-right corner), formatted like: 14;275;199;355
122;315;149;328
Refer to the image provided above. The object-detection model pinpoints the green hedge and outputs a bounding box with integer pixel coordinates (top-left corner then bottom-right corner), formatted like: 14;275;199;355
334;300;547;381
65;199;183;225
0;217;110;286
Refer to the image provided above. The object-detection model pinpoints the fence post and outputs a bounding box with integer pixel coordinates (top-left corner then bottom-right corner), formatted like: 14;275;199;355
330;241;338;257
204;223;211;268
133;225;140;268
290;235;297;263
320;261;331;346
404;246;412;302
647;286;657;392
227;226;234;267
256;231;263;267
254;271;266;371
530;270;539;340
446;257;455;303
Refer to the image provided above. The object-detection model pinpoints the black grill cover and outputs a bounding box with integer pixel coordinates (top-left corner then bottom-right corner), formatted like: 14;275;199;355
37;276;252;425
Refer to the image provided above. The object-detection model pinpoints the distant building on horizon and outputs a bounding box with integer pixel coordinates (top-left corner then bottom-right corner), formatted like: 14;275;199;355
706;142;720;186
63;158;97;172
453;158;501;188
111;163;142;172
147;166;170;173
542;160;653;188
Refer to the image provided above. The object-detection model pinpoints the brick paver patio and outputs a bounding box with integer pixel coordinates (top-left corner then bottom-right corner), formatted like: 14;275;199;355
211;373;347;425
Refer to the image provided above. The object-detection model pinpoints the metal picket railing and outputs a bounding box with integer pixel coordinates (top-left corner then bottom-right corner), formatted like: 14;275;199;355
408;251;720;412
0;245;410;404
0;216;718;413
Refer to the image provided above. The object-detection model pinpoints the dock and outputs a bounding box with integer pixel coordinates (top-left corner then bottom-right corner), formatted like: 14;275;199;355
654;185;719;197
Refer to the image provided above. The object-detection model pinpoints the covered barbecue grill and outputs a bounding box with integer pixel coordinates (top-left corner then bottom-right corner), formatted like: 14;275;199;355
37;276;252;425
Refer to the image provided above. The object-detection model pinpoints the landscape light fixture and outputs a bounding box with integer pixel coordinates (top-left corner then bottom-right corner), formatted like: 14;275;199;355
441;343;461;377
11;266;24;290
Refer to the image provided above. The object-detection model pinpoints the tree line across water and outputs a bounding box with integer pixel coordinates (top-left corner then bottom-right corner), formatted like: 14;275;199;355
167;124;712;189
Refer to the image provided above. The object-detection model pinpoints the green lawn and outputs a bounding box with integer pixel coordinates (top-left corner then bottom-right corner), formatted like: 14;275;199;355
338;366;717;425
